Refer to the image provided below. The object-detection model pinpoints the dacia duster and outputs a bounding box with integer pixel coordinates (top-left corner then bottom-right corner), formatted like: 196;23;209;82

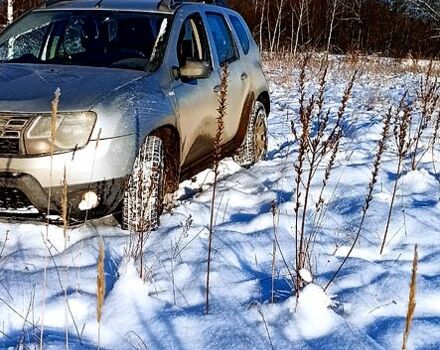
0;0;270;230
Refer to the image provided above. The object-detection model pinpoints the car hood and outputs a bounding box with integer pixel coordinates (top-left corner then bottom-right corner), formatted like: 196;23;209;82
0;63;147;113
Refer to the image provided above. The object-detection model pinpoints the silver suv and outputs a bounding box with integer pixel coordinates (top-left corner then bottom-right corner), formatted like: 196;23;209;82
0;0;270;229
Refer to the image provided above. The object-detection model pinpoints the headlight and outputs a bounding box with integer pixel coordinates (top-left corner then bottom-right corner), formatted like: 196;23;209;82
25;112;96;155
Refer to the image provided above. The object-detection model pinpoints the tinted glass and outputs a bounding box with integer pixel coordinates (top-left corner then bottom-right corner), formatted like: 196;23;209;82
206;13;237;66
230;16;250;55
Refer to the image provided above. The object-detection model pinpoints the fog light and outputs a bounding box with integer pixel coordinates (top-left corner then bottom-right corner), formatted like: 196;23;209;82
78;191;99;211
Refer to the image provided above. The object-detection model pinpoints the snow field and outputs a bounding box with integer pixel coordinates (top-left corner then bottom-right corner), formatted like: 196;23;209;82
1;58;440;349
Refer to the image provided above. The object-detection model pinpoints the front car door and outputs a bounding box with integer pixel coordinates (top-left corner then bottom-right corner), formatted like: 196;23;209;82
170;10;220;176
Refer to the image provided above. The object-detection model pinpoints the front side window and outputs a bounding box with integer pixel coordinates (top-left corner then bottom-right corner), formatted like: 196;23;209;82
206;12;237;66
0;10;171;71
177;14;211;67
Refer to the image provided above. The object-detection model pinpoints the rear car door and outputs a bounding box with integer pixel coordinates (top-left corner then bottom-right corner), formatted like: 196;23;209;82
205;11;250;147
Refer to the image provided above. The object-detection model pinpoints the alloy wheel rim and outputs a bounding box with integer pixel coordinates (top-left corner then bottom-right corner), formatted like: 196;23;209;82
254;111;267;160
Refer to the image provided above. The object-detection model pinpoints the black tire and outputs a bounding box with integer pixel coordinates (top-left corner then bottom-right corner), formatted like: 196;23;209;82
122;136;165;231
234;101;268;167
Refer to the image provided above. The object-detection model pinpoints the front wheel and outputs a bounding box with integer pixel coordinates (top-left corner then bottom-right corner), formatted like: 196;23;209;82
234;101;268;167
122;136;165;231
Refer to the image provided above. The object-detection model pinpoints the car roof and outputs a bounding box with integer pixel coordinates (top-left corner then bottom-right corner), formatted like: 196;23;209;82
45;0;226;14
46;0;172;13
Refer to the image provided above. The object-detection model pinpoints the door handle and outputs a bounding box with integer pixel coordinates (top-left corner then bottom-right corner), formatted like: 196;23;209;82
213;85;221;93
241;73;248;81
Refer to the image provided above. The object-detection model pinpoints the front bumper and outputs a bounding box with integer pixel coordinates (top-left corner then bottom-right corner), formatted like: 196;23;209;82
0;173;126;218
0;135;136;218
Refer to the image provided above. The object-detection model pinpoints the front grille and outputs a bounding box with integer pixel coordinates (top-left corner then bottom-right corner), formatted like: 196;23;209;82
0;138;19;154
0;115;30;155
0;188;34;210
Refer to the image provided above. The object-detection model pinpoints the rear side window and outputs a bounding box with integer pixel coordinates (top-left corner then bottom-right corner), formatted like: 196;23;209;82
206;12;237;66
230;16;249;55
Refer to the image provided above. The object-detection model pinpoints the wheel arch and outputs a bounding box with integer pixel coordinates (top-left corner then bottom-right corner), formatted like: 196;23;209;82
256;91;270;115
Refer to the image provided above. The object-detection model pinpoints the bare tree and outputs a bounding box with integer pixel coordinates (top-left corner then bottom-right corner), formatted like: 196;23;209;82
259;0;266;49
270;0;286;53
293;0;308;56
340;0;368;49
326;0;339;55
402;0;440;34
7;0;13;25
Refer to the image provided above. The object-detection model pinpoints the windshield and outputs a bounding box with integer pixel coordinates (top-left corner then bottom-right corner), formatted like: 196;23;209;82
0;10;171;71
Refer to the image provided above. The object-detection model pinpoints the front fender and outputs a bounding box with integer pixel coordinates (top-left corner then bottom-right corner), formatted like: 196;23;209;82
90;75;177;143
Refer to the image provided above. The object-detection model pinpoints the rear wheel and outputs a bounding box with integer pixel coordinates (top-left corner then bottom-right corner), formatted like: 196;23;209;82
122;136;165;231
234;101;268;167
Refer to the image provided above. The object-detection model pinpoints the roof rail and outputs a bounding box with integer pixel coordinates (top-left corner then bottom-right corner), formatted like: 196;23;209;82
158;0;227;11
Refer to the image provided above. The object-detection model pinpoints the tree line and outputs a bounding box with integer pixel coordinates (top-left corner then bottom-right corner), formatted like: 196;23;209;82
229;0;440;58
1;0;439;58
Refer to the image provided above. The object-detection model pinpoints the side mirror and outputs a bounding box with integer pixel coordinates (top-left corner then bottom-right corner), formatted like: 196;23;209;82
173;59;211;80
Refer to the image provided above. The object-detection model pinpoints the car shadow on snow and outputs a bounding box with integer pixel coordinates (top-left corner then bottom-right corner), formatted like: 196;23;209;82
0;327;100;350
266;140;295;160
227;189;292;224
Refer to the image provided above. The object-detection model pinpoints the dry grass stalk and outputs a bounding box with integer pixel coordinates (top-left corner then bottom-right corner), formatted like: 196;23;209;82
84;128;102;224
271;238;276;304
431;111;440;150
41;87;61;350
205;64;228;315
46;88;61;220
41;236;83;346
124;331;151;350
17;285;36;349
263;53;440;80
270;200;295;295
380;97;412;254
430;110;440;191
126;160;158;279
50;88;61;157
325;106;393;291
0;230;8;270
292;59;313;293
61;165;69;248
410;64;440;170
169;216;194;305
307;129;342;255
271;201;277;305
256;304;275;350
402;244;418;350
316;62;329;115
97;238;105;349
0;231;8;294
293;59;355;297
132;171;151;279
297;56;309;124
334;71;356;130
315;130;342;216
138;170;146;280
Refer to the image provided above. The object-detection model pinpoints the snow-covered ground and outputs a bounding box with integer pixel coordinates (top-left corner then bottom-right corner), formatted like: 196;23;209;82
1;58;440;349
